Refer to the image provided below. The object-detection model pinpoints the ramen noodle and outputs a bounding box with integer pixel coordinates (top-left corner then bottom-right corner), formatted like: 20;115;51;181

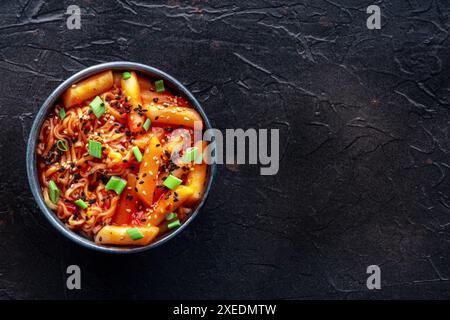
36;70;208;246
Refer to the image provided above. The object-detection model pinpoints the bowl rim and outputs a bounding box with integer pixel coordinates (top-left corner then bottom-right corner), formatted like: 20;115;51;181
26;61;217;254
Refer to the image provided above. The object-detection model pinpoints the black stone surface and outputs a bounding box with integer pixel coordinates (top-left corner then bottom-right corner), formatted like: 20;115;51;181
1;0;450;299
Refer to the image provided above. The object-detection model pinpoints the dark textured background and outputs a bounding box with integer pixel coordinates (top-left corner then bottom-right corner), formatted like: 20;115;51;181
0;0;449;299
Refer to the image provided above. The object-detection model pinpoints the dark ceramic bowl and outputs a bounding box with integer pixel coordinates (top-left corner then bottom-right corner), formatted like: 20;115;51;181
26;62;216;254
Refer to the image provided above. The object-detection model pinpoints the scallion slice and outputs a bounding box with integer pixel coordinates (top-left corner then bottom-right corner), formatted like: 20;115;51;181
165;212;177;221
59;108;66;120
89;96;105;118
74;199;88;209
132;146;143;163
48;180;59;204
143;118;151;131
56;139;69;152
127;227;144;240
183;147;200;164
155;80;165;92
168;219;181;230
88;140;102;159
105;176;127;195
163;174;182;190
122;71;131;80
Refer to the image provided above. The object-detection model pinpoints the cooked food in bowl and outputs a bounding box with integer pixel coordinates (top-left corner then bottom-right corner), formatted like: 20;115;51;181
36;69;209;247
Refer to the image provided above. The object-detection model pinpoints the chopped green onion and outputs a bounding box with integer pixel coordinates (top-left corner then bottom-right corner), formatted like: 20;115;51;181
48;180;59;204
74;199;88;210
143;118;152;131
163;174;182;190
168;219;181;230
165;212;177;221
132;146;143;163
59;108;66;120
127;227;144;240
88;140;102;159
183;147;201;164
89;96;105;118
155;80;165;92
56;139;69;152
122;71;131;80
105;176;127;195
